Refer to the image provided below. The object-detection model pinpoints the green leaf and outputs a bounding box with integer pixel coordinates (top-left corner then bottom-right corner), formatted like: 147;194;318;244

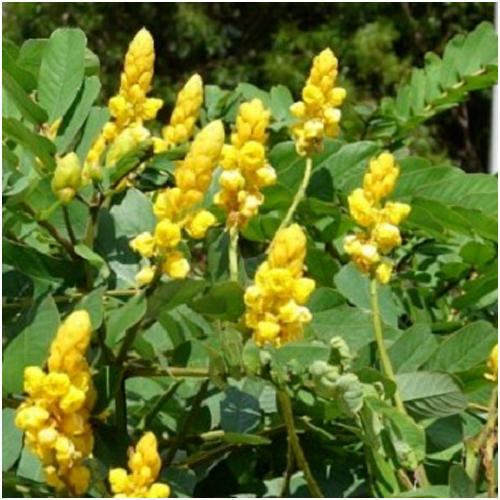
191;281;244;321
2;43;36;91
2;117;55;170
309;303;400;354
105;293;146;347
394;485;451;498
17;447;44;483
74;243;110;280
377;22;498;138
2;71;47;124
38;28;87;123
449;465;475;498
55;76;101;153
147;279;206;319
17;39;47;77
76;106;109;162
425;321;497;373
109;187;156;238
220;386;260;433
2;408;23;471
396;371;467;418
3;238;78;285
75;286;105;331
334;264;398;327
3;294;59;394
389;324;439;373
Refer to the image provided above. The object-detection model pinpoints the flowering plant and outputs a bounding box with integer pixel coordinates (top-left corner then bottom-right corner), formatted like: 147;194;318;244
3;23;498;498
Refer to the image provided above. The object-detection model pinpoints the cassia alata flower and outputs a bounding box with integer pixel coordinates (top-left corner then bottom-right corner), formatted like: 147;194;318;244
15;311;95;496
344;152;411;283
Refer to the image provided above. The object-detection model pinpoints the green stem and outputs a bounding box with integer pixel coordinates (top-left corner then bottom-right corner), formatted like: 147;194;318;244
164;379;210;467
370;278;405;413
62;205;77;246
471;386;498;490
370;278;429;488
125;365;210;379
278;156;313;232
229;224;239;282
115;375;127;435
277;390;324;498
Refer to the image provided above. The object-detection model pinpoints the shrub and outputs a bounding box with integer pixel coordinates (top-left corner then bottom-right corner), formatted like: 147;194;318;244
2;22;498;498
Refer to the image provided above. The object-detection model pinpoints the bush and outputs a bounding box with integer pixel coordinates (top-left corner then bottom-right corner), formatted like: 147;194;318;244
2;20;498;499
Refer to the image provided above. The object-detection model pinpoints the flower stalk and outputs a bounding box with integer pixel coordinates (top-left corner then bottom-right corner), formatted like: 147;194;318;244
277;156;313;232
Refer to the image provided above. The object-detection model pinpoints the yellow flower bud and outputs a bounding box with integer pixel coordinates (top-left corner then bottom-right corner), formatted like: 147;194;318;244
147;482;171;498
154;220;181;249
372;223;401;253
220;170;246;192
105;124;150;168
130;232;156;258
162;251;190;279
375;261;393;284
68;465;91;496
51;152;82;204
292;277;316;304
290;101;306;118
109;468;129;493
255;321;281;345
185;210;217;239
43;373;71;399
136;266;156;285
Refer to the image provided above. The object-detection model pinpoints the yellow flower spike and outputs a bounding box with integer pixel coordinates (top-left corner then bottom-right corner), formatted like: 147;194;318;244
214;99;274;229
15;310;95;496
131;120;224;280
109;432;170;498
51;152;82;205
244;224;315;347
84;27;162;179
485;344;498;381
291;47;345;156
344;152;409;282
162;74;204;148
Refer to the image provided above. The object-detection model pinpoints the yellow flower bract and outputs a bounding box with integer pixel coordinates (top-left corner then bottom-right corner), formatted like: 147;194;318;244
291;48;346;156
108;432;170;498
344;152;410;283
15;311;95;496
214;98;276;228
131;121;225;281
244;224;315;347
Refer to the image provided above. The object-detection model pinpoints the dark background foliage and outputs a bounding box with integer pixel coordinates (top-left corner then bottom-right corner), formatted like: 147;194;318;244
3;2;495;172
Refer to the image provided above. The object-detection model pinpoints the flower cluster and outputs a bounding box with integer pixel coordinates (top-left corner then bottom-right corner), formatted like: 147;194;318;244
83;28;163;181
290;48;346;156
51;152;82;205
244;224;316;347
214;98;276;228
15;311;95;496
485;344;498;381
344;152;411;283
130;120;225;282
108;432;170;498
154;74;204;153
